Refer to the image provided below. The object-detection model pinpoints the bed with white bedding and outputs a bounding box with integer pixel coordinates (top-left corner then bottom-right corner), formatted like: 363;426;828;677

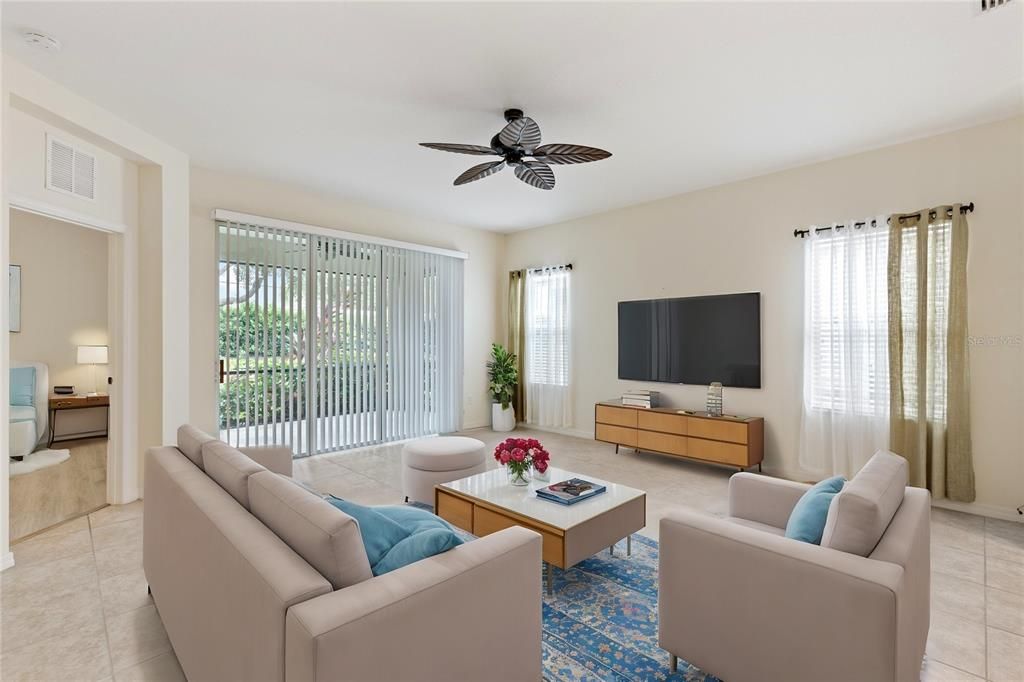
9;362;48;459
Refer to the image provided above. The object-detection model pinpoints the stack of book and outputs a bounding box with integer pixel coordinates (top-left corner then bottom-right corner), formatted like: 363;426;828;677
621;389;659;408
536;478;607;505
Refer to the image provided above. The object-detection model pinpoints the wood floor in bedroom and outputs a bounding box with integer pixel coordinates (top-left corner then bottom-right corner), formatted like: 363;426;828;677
9;438;107;542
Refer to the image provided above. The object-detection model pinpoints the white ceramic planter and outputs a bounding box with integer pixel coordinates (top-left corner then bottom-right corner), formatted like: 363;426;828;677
491;403;516;432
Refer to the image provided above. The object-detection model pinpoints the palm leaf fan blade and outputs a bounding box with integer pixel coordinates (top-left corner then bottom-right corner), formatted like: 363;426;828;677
514;161;555;190
454;160;505;186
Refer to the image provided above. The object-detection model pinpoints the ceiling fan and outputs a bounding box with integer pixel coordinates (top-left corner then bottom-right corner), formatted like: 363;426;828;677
419;109;612;190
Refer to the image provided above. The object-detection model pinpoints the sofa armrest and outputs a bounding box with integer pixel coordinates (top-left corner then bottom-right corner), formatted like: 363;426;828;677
238;445;293;477
728;472;810;528
286;526;542;682
659;509;904;682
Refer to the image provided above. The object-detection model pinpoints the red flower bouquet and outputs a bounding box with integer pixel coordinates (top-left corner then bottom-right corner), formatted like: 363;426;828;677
494;437;550;486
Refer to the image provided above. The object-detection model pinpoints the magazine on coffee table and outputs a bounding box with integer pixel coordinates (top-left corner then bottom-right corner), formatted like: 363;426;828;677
536;478;607;505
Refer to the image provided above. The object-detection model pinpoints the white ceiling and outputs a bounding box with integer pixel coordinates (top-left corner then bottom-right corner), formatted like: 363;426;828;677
4;2;1022;232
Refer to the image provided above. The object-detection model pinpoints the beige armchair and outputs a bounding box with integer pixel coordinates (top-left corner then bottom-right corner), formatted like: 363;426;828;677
658;467;930;682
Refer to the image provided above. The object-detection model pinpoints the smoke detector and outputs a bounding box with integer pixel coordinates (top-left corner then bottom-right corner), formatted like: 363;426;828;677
22;30;61;52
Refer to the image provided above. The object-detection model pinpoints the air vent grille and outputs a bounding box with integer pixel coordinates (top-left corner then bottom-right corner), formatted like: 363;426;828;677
46;134;96;200
981;0;1013;11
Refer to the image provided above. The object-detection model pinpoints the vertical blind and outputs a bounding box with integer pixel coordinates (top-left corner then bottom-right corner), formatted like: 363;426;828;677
218;220;463;456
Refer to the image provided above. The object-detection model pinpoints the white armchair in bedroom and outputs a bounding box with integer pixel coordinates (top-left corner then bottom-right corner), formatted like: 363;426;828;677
9;362;49;458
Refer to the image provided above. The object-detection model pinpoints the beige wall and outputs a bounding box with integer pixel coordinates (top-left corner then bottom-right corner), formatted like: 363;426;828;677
188;166;505;436
5;104;139;231
9;211;109;392
504;116;1024;515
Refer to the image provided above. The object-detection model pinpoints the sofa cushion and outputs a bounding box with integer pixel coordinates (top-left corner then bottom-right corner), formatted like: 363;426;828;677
178;425;216;470
248;472;372;589
202;441;265;509
821;450;908;556
784;476;845;544
10;366;36;407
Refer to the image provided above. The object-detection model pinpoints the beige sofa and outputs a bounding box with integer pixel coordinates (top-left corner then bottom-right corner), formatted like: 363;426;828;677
658;451;930;682
144;426;542;682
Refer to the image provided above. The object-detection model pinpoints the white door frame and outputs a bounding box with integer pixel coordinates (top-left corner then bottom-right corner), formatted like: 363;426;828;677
6;200;135;507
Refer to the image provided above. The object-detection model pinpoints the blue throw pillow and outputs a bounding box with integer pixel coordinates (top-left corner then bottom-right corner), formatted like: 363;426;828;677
10;367;36;407
373;527;465;576
326;497;410;567
374;504;460;534
785;476;846;544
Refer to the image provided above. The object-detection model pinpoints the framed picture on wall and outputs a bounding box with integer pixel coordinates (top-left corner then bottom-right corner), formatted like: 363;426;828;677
9;265;21;333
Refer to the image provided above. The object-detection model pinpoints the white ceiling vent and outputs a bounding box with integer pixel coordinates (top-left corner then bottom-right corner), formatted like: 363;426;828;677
46;134;96;201
979;0;1013;12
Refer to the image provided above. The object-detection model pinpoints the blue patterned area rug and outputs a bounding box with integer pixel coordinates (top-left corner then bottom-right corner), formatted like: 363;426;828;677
542;534;716;682
406;503;715;681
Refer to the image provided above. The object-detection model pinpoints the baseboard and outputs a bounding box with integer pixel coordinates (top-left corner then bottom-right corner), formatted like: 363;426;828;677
515;422;594;440
932;498;1023;523
1;552;14;571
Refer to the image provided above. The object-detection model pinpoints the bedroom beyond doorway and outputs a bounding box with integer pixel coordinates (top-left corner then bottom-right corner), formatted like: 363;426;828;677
8;210;111;541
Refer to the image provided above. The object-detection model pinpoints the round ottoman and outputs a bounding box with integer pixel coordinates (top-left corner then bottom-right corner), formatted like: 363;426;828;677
402;436;487;505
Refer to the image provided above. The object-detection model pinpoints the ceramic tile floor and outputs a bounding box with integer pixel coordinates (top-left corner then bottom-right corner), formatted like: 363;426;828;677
2;426;1021;681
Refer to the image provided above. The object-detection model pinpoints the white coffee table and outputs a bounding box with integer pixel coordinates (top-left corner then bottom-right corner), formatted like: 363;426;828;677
435;467;646;594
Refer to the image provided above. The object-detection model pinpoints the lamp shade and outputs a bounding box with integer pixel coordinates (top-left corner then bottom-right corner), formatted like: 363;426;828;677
77;345;108;365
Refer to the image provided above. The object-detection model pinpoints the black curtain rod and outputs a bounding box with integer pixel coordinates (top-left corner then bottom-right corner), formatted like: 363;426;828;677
793;202;974;239
527;264;573;273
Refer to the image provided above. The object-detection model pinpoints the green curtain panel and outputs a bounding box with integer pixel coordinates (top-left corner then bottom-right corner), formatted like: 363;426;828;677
887;204;974;502
507;270;527;420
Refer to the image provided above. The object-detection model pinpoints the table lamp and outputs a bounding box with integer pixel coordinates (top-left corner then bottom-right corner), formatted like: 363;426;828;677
77;345;108;396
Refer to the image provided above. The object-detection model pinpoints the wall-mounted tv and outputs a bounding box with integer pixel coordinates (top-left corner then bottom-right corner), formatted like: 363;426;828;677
618;292;761;388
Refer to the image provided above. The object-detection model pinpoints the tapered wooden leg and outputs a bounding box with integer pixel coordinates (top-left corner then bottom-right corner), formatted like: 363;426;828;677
609;543;614;556
670;654;678;673
627;535;632;556
615;444;619;454
545;562;554;595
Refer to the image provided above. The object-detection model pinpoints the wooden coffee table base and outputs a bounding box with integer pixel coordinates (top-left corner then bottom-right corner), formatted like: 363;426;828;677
436;486;645;594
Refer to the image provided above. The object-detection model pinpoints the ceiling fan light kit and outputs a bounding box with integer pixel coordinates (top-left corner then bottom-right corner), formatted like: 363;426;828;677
420;109;611;190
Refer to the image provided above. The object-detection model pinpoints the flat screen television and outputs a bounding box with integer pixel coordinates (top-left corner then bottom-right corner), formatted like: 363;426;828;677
618;293;761;388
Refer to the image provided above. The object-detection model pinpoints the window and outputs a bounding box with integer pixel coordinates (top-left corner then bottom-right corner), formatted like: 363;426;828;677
526;268;570;386
524;266;572;428
803;221;951;418
804;229;890;414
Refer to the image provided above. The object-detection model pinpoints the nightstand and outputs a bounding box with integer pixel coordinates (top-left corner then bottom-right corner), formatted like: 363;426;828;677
48;394;110;447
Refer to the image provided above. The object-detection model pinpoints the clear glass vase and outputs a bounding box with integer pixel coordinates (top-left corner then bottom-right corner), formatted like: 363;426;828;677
506;465;531;486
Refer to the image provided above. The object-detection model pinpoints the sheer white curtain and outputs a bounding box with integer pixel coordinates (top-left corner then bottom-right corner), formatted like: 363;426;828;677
798;219;890;478
525;267;572;428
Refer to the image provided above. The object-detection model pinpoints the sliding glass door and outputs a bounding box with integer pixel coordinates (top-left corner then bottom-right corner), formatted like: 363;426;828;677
217;220;462;457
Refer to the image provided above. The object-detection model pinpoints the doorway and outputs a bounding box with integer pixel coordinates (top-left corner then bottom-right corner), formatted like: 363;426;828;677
7;209;115;540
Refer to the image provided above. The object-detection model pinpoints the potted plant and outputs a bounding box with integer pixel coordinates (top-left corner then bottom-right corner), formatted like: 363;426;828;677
487;343;518;432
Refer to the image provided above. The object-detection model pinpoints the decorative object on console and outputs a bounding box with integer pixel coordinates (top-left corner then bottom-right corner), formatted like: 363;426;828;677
621;389;659;408
76;345;108;396
705;382;723;417
53;385;74;395
493;436;550;486
487;343;518;432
